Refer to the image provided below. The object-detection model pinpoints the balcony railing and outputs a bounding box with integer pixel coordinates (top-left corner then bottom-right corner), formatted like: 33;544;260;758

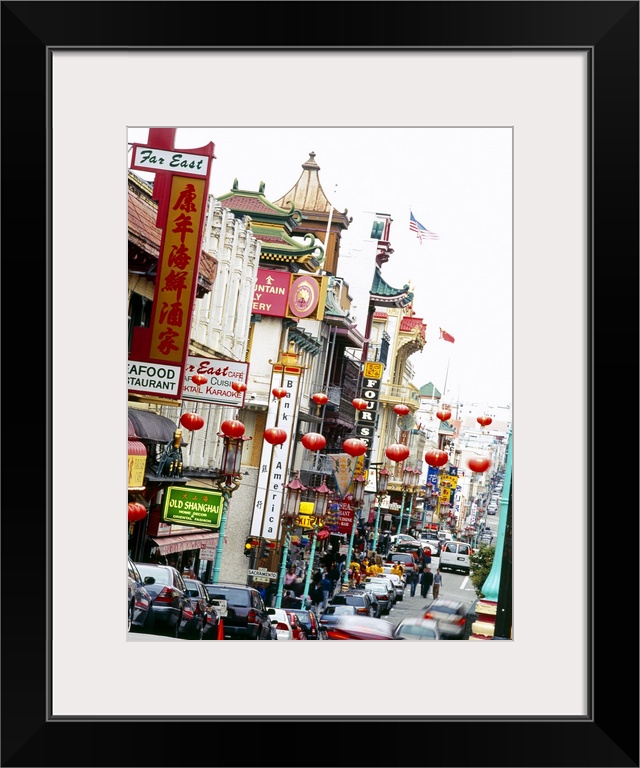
379;383;421;406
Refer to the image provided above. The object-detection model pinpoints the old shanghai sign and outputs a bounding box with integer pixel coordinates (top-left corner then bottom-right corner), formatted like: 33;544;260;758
162;485;224;529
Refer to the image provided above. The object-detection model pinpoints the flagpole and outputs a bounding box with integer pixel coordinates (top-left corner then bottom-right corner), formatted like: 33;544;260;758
442;357;450;405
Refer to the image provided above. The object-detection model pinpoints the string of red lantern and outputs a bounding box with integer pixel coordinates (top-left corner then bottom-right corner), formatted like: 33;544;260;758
264;427;287;445
127;502;147;522
191;374;207;386
436;409;451;421
311;392;328;406
424;449;448;467
342;438;368;457
467;456;491;473
231;381;247;393
301;432;327;451
477;415;492;427
393;404;410;416
386;443;410;462
220;419;246;438
180;412;205;431
272;387;288;399
352;398;368;411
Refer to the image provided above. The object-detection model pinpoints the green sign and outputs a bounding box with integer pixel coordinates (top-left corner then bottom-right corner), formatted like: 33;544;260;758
162;485;223;529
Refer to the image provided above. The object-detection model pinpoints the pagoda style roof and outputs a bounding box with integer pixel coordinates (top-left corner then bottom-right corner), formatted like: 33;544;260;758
217;180;323;272
419;382;441;399
370;266;414;308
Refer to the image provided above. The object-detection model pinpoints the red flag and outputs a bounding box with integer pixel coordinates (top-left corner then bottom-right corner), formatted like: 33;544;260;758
440;328;455;343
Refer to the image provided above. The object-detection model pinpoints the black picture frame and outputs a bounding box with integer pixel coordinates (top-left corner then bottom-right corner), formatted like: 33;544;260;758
2;2;638;766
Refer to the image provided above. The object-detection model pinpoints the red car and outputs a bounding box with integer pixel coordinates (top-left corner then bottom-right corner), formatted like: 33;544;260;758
285;611;308;639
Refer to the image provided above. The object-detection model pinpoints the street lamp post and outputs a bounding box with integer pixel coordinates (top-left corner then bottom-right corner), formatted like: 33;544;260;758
211;424;251;583
372;465;390;554
405;467;421;535
343;473;366;588
397;465;415;535
300;481;332;602
274;473;306;609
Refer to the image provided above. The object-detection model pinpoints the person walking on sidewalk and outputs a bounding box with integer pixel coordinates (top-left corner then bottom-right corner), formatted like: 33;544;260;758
420;566;433;599
408;567;420;597
432;568;443;599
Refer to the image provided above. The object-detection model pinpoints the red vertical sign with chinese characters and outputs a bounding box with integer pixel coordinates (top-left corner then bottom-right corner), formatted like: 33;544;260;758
128;138;214;400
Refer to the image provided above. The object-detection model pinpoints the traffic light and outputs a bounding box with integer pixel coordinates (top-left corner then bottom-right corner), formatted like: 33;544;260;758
244;536;259;557
259;538;277;558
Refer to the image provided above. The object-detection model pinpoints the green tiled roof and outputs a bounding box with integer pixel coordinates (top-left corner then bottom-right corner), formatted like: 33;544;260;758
419;382;441;398
370;266;414;307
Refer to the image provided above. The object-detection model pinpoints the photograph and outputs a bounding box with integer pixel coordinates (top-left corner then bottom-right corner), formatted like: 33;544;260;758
3;1;637;766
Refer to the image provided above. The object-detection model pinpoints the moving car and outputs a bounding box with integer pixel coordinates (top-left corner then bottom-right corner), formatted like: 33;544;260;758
389;533;420;548
386;551;419;579
423;598;470;639
204;583;274;640
286;608;322;640
439;541;472;574
363;581;393;615
363;575;398;605
318;604;358;631
127;558;154;633
393;618;441;641
284;610;308;640
324;615;398;640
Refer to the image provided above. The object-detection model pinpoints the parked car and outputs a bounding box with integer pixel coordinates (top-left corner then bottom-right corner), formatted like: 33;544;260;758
363;581;393;615
393;617;441;641
389;533;420;548
330;589;379;618
286;608;322;640
284;610;309;640
318;604;358;631
324;615;398;640
423;598;470;639
135;562;192;638
183;578;223;640
362;575;397;605
127;558;154;633
203;583;273;640
378;569;405;599
386;551;419;579
267;607;294;640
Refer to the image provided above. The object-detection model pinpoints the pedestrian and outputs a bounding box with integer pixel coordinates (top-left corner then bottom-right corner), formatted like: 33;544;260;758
420;566;433;598
320;570;333;612
432;568;443;599
310;577;324;616
281;590;297;608
284;565;297;589
408;567;420;597
265;580;277;607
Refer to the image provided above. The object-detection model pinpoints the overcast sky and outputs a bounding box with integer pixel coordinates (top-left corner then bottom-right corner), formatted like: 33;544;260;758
128;126;512;408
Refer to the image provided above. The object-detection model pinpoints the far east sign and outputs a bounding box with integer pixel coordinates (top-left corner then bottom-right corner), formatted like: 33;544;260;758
162;485;224;529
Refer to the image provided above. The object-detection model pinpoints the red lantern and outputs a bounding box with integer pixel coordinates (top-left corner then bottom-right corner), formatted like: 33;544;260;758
436;410;452;421
424;449;448;467
342;438;368;457
128;502;147;522
191;374;207;386
468;456;491;473
231;381;247;393
220;419;246;438
311;392;328;406
477;415;493;427
264;427;287;445
352;398;368;411
180;412;205;431
301;432;327;451
393;404;410;416
386;443;410;462
272;387;288;399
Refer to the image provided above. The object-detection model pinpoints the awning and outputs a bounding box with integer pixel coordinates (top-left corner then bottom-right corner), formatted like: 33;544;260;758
128;408;182;444
150;532;219;555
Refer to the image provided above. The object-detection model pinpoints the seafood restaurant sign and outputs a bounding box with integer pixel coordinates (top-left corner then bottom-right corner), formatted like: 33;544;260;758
128;134;214;401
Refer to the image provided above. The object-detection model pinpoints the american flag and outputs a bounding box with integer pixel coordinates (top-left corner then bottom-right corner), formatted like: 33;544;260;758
409;210;439;243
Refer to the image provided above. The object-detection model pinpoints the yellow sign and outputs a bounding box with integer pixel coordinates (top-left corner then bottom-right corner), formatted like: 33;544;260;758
441;473;458;489
363;362;384;379
128;455;146;490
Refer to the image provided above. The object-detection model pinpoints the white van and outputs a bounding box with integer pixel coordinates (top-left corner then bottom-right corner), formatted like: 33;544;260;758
439;540;472;574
